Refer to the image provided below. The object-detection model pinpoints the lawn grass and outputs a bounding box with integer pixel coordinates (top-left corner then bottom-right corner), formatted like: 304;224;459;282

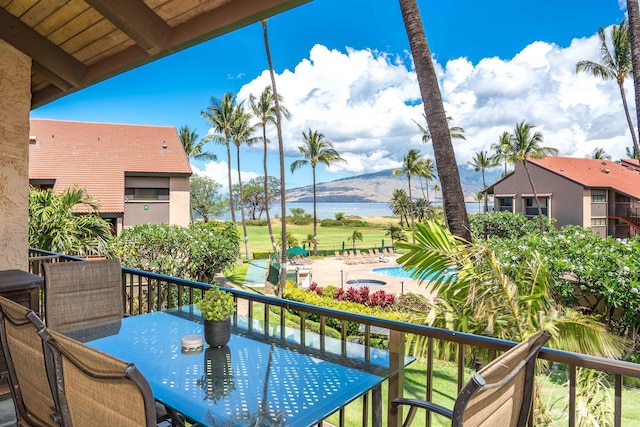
245;220;395;254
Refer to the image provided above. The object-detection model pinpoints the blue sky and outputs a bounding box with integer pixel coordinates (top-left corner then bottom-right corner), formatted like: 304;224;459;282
32;0;628;189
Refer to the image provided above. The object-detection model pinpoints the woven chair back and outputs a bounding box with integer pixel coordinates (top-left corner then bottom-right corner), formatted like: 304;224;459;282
44;329;156;427
43;260;123;332
0;296;60;426
453;330;551;427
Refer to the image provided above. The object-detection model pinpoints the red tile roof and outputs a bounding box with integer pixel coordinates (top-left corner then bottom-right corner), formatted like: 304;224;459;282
527;156;640;199
29;119;192;214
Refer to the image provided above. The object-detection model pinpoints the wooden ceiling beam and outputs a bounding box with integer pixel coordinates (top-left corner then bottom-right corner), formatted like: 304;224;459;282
168;0;310;50
84;0;170;55
0;8;85;86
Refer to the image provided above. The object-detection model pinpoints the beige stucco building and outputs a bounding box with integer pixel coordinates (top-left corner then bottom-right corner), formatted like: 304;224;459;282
486;157;640;238
29;119;192;234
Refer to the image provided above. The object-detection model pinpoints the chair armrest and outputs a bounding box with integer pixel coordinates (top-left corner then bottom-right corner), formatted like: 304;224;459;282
392;397;454;419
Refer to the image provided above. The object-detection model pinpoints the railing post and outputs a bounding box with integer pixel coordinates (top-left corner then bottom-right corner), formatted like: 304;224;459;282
387;329;405;427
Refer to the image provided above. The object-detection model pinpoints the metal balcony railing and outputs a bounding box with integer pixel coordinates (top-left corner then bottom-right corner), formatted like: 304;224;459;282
28;249;640;427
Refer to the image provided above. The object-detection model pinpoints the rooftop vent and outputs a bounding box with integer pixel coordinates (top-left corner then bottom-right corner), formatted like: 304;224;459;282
601;161;607;166
162;141;167;149
29;135;36;144
601;168;610;174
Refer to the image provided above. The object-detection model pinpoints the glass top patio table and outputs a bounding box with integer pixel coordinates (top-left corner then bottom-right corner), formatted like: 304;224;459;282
65;306;414;427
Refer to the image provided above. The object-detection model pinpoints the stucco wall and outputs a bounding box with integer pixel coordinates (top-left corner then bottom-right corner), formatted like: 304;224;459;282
0;41;30;270
493;162;584;228
170;176;191;227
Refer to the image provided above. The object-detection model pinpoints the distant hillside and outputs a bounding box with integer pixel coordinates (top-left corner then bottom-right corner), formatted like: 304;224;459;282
286;167;503;203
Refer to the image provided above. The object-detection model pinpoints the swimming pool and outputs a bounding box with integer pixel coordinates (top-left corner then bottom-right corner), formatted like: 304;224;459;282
372;267;455;281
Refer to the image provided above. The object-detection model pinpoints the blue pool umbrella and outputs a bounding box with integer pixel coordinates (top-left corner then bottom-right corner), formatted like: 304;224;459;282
287;246;307;259
342;241;345;252
381;238;385;249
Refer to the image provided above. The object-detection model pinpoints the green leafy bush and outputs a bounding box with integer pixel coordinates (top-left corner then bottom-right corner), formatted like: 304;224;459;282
470;211;555;240
113;221;240;284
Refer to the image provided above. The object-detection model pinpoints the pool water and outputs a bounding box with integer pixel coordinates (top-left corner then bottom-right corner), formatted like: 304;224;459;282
373;267;456;281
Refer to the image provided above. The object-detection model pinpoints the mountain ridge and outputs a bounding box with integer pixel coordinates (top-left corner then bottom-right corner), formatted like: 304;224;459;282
286;167;503;203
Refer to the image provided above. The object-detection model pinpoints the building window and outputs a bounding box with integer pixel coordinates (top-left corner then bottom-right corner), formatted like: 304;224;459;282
125;188;169;201
616;194;630;203
591;218;606;226
592;194;605;203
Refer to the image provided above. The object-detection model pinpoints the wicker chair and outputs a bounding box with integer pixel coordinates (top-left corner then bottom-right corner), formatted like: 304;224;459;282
42;328;157;427
42;259;124;332
0;296;60;426
392;330;551;427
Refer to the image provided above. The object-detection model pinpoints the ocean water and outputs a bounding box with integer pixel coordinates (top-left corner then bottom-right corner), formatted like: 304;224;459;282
223;201;486;221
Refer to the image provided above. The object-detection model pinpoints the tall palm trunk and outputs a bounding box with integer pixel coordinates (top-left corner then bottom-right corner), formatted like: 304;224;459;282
262;125;276;253
312;167;318;256
626;0;640;157
523;161;545;233
262;19;287;297
398;0;471;241
407;175;415;243
225;138;236;223
236;146;250;258
481;170;488;213
617;79;640;156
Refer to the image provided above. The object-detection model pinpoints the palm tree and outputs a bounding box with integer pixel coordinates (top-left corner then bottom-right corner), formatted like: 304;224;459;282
413;112;466;143
290;129;346;256
28;186;113;256
491;131;512;176
178;126;216;162
577;19;640;158
586;147;612;160
262;19;288;297
347;229;363;249
384;223;407;247
626;145;639;159
415;158;436;201
398;0;471;241
389;189;411;228
627;0;640;149
468;150;499;212
393;149;423;235
230;103;258;259
201;93;238;222
250;86;291;255
505;121;558;233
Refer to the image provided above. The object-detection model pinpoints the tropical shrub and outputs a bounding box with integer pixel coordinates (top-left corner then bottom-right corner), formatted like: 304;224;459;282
113;221;240;283
469;211;555;240
28;186;113;257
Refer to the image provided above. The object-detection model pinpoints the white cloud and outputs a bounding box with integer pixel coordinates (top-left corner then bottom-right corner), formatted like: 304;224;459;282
192;161;260;191
217;26;635;179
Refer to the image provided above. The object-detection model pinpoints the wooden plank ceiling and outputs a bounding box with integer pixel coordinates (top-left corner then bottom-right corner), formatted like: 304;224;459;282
0;0;308;109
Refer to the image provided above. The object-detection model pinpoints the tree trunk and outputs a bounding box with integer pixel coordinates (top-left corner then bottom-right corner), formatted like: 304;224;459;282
312;167;318;256
407;175;415;243
618;81;640;157
398;0;471;241
627;0;640;156
262;125;276;254
226;140;235;223
262;19;287;297
523;160;545;233
482;170;488;213
236;145;250;259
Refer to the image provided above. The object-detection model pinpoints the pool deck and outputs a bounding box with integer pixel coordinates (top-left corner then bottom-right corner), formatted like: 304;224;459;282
292;254;435;299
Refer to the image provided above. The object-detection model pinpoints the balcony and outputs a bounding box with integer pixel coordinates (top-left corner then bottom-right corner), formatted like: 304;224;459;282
524;207;548;216
24;249;640;426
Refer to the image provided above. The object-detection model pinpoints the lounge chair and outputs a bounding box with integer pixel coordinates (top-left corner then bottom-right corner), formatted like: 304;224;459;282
0;296;60;426
392;330;551;427
335;251;342;260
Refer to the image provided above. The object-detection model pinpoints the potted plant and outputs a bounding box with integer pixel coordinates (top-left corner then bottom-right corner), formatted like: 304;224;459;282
196;287;235;347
